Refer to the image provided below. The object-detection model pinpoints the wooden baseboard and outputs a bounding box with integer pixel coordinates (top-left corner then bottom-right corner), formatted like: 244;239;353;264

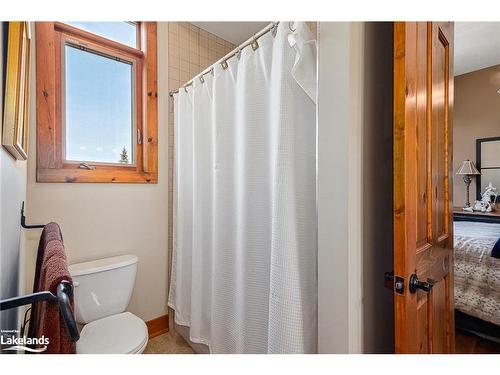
146;314;169;338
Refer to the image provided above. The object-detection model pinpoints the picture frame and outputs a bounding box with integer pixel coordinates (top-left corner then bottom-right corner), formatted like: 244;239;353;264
476;136;500;203
2;21;31;160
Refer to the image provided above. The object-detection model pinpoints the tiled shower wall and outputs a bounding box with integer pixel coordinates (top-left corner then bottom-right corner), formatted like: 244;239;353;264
167;23;236;297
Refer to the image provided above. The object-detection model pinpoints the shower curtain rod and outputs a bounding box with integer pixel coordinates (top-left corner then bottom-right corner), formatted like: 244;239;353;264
169;21;294;97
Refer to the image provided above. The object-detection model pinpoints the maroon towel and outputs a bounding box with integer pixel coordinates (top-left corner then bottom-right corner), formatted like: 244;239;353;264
28;223;76;354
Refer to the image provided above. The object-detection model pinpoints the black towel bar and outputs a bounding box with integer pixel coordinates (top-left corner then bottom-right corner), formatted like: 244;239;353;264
0;281;80;342
20;201;45;229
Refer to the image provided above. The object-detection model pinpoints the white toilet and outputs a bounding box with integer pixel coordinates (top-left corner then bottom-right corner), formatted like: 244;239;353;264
68;255;149;354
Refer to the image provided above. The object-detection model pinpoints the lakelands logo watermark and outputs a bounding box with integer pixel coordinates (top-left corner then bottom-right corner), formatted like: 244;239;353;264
1;330;49;353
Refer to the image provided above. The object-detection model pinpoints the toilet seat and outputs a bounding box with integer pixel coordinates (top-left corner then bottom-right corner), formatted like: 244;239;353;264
76;312;148;354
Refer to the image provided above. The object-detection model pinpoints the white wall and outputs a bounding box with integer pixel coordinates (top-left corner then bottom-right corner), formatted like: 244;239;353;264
318;22;364;354
318;22;394;353
0;22;28;332
23;22;169;322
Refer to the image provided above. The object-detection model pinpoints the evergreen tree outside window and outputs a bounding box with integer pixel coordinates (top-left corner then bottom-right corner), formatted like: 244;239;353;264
119;147;129;164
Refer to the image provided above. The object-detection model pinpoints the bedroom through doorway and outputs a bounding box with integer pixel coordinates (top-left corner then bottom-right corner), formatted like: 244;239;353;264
451;22;500;352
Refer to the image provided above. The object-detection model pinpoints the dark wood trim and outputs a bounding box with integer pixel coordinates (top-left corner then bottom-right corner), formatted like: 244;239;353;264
145;314;169;339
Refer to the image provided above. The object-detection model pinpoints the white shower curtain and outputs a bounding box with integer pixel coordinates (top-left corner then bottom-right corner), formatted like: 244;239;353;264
168;22;317;354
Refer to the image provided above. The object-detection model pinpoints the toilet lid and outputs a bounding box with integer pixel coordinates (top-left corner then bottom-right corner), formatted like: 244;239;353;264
77;312;148;354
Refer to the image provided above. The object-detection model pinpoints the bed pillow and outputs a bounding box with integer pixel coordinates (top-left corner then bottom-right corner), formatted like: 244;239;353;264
492;238;500;258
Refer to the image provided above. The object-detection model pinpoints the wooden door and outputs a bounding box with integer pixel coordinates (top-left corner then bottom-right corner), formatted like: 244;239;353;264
393;22;455;354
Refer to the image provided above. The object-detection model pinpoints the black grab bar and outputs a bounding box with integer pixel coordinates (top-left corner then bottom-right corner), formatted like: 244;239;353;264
0;281;80;342
56;282;80;342
20;202;45;229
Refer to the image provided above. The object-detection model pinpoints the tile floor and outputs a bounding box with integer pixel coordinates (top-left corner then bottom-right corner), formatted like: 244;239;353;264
144;328;500;354
144;329;194;354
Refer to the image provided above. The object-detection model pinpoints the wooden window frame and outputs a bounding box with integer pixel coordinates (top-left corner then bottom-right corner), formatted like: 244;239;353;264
36;22;158;183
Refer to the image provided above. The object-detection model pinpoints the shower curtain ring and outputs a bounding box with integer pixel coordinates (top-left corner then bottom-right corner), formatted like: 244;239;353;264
221;60;228;70
271;22;278;37
199;75;205;84
289;21;297;32
235;48;242;60
251;36;259;51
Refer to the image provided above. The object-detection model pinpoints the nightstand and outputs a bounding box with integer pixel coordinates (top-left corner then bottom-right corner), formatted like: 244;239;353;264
453;207;500;223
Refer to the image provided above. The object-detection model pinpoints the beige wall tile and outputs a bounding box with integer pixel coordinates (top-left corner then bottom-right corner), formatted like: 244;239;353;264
169;55;179;69
216;42;225;55
168;78;179;90
169;22;178;35
179;47;189;63
199;36;208;49
189;63;199;75
189;50;199;63
180;70;190;83
168;32;178;45
208;38;217;50
179;24;189;40
199;45;208;58
208;50;216;61
169;67;180;81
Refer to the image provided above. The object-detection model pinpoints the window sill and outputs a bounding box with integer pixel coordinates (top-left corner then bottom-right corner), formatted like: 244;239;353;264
37;167;157;183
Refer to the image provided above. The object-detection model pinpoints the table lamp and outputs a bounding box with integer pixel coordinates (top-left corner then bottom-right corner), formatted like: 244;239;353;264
456;160;480;209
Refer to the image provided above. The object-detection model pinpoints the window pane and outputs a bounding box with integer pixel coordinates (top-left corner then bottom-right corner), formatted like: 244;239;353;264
65;44;134;165
64;22;138;48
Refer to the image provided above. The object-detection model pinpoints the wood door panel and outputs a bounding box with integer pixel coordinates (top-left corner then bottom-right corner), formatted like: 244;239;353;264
417;301;429;353
431;278;447;353
416;247;450;282
433;25;451;242
415;22;432;253
393;22;454;354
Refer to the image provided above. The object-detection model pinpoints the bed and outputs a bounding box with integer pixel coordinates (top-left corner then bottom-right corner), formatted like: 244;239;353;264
454;221;500;326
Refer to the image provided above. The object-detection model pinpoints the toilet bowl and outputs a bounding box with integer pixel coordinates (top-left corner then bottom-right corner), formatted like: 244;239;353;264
69;255;148;354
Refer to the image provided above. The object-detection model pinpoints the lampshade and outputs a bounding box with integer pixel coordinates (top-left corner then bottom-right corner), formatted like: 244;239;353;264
456;160;480;175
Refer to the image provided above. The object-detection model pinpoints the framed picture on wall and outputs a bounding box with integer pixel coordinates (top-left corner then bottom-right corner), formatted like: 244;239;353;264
2;21;31;160
476;136;500;203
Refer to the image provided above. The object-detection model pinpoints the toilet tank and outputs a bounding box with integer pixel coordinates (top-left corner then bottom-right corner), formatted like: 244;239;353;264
69;255;138;324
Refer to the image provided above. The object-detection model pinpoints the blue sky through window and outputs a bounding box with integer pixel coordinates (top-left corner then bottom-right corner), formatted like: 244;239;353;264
64;44;133;164
64;22;138;48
